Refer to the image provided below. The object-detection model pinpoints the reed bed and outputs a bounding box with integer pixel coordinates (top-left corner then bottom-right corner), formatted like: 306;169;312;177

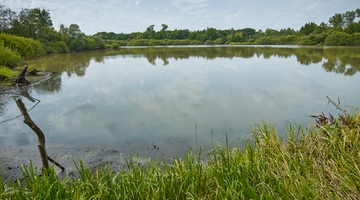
1;111;359;199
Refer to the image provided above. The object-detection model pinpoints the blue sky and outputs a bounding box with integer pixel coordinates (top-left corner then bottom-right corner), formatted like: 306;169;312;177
1;0;359;35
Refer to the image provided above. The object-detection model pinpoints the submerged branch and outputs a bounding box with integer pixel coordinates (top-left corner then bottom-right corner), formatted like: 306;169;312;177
326;96;348;115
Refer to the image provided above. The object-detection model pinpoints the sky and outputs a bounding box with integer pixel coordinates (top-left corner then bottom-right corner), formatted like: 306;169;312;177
1;0;359;35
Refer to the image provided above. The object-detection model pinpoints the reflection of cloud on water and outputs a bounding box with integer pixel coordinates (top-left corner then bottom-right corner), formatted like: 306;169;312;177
21;54;360;145
249;89;275;107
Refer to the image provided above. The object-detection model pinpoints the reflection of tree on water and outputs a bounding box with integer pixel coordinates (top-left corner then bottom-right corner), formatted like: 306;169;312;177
33;75;62;94
322;48;360;76
0;96;10;115
25;47;360;78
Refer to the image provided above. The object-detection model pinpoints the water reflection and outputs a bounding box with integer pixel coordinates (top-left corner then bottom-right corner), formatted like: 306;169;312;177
25;46;360;82
1;46;359;153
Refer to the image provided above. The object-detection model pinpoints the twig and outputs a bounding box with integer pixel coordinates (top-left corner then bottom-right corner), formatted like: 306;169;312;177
0;97;40;124
326;96;348;115
48;156;65;171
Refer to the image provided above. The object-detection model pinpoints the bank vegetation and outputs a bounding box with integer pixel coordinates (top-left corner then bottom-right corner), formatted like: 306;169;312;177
0;105;359;199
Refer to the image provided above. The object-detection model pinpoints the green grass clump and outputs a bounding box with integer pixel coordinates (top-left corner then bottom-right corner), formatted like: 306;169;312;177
1;112;359;199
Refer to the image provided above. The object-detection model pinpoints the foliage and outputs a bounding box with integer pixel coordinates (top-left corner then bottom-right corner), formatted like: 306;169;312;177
0;66;17;79
0;33;45;60
1;110;359;199
43;41;70;54
325;31;352;46
0;42;22;68
111;42;120;49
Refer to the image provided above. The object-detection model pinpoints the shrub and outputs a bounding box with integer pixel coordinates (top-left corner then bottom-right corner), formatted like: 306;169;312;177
0;43;22;68
111;43;120;49
254;36;279;45
276;35;296;45
204;40;214;45
190;40;202;45
0;34;46;59
44;41;70;54
324;31;351;46
295;36;315;45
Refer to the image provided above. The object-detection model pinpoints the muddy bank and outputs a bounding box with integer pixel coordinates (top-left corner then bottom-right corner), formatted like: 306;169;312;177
0;137;194;183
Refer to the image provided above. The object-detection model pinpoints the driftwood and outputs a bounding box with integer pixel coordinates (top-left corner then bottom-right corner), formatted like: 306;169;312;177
14;66;30;86
16;99;65;171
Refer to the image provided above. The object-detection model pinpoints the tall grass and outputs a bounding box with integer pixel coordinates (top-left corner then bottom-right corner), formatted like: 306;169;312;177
1;111;359;199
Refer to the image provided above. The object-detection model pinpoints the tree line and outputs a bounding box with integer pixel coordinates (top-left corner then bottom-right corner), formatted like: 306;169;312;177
96;8;360;46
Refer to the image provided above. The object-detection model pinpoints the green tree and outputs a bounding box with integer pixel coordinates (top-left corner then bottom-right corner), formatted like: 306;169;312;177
12;8;53;39
160;24;168;39
329;13;344;29
264;28;280;36
343;11;356;27
299;22;317;35
314;22;330;34
240;28;256;40
205;27;218;41
143;24;155;39
0;5;17;32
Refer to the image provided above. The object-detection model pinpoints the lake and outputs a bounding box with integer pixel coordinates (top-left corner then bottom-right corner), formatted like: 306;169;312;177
1;45;360;158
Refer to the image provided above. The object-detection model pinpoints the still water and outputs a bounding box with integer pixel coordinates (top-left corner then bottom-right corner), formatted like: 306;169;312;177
1;46;360;155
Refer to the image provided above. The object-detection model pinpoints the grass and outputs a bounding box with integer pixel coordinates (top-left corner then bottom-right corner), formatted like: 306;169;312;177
0;66;17;85
0;110;359;199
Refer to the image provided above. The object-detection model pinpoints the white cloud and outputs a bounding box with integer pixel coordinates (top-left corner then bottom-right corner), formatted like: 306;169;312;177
1;0;359;34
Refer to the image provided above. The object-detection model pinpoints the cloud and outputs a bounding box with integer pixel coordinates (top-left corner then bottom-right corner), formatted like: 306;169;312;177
171;0;210;13
135;0;140;7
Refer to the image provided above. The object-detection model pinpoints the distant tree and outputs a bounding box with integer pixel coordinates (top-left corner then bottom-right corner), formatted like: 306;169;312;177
11;8;53;39
0;5;17;32
264;28;279;36
68;24;82;39
343;11;356;27
205;27;218;41
160;24;168;39
329;13;344;29
278;28;292;36
240;28;256;39
314;22;330;34
345;22;360;34
356;8;360;18
143;24;155;39
299;22;317;35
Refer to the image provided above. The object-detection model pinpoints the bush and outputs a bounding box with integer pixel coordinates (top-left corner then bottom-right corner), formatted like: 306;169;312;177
44;41;70;54
204;40;214;45
111;43;120;49
0;34;46;59
0;43;22;68
276;35;296;45
295;36;315;45
190;40;202;45
324;31;351;46
254;36;279;45
351;33;360;45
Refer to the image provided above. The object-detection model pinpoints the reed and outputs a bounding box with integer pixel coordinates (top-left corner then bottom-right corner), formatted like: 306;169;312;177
1;111;359;199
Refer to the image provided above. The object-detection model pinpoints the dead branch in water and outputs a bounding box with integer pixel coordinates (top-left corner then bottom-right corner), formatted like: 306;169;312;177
14;66;30;86
16;99;65;171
